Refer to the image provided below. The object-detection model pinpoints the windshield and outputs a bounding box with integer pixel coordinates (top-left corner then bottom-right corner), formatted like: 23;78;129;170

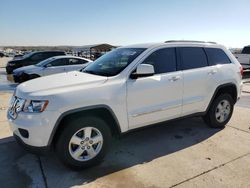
82;48;146;76
36;57;55;67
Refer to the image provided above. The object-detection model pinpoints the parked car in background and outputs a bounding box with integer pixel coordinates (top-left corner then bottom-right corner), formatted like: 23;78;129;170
234;46;250;70
0;52;4;57
13;56;92;83
6;51;66;74
8;41;242;169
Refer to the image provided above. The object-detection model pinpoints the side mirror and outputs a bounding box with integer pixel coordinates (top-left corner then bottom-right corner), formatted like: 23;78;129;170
130;64;155;79
45;64;52;68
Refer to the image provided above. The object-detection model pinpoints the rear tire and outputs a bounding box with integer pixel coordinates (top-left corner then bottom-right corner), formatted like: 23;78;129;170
203;94;234;128
55;116;111;169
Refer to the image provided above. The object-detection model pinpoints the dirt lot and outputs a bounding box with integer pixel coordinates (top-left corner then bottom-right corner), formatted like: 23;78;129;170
0;57;250;188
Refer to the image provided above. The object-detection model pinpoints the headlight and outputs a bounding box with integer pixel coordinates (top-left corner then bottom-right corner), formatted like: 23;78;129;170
23;100;49;113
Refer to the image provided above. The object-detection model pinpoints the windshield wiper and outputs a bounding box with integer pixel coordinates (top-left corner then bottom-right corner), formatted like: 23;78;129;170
82;69;112;76
82;70;100;75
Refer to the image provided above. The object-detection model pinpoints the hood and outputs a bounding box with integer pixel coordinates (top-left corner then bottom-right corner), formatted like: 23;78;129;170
8;59;23;64
13;65;41;75
16;71;108;96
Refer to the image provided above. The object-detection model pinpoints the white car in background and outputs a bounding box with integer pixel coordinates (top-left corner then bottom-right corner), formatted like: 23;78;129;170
234;45;250;70
13;56;92;83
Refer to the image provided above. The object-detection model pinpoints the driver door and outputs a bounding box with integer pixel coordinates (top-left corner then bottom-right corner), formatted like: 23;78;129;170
126;47;183;129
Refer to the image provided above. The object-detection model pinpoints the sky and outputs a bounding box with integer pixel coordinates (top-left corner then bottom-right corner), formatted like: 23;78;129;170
0;0;250;48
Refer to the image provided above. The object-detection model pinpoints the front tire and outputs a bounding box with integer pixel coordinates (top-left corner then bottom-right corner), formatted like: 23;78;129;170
55;116;111;169
203;94;234;128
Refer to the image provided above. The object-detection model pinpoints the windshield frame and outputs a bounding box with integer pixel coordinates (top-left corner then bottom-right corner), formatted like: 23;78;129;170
82;48;146;77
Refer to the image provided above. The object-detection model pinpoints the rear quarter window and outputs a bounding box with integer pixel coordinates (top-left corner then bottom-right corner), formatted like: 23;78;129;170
205;48;231;65
69;58;88;65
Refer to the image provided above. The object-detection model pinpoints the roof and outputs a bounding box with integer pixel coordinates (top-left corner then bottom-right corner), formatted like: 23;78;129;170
120;43;162;48
119;41;222;49
33;50;65;53
47;55;92;61
74;43;116;51
165;40;217;44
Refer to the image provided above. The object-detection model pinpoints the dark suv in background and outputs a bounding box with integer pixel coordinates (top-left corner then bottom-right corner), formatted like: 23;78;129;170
6;51;66;74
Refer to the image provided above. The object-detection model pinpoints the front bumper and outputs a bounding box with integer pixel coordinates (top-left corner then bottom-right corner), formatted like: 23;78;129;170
6;66;14;74
8;110;61;148
13;74;21;83
13;73;29;83
14;133;50;154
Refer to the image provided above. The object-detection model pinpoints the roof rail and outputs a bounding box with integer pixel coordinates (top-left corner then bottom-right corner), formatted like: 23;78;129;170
165;40;217;44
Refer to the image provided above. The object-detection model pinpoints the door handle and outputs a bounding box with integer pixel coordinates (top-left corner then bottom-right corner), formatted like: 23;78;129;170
208;70;217;75
168;76;181;82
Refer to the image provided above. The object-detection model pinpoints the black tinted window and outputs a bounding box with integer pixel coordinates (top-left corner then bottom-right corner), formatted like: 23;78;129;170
242;47;250;54
31;53;44;61
142;48;176;74
49;59;68;66
180;47;208;70
205;48;231;65
53;52;65;56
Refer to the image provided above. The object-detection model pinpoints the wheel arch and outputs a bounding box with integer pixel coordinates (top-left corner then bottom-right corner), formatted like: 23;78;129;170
206;83;238;112
48;105;121;147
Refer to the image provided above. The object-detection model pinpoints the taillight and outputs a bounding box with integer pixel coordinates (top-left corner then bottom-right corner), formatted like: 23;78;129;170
240;65;243;77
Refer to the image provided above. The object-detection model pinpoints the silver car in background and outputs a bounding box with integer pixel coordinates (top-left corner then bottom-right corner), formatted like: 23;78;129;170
13;56;92;83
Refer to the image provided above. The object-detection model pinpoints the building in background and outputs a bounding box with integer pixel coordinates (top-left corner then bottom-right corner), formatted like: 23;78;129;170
73;43;116;60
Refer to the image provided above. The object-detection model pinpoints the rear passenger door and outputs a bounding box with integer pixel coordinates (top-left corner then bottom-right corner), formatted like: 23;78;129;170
179;47;219;116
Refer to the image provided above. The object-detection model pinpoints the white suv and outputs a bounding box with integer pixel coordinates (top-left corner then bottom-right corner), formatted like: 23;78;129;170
8;41;243;169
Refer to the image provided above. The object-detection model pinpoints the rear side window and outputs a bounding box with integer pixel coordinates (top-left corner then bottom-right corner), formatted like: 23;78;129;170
50;59;68;66
205;48;231;65
242;47;250;54
142;48;177;74
179;47;208;70
68;58;88;65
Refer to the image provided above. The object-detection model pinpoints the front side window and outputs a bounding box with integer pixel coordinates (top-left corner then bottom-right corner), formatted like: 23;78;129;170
83;48;145;76
142;48;176;74
179;47;208;70
36;57;55;67
205;48;231;65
